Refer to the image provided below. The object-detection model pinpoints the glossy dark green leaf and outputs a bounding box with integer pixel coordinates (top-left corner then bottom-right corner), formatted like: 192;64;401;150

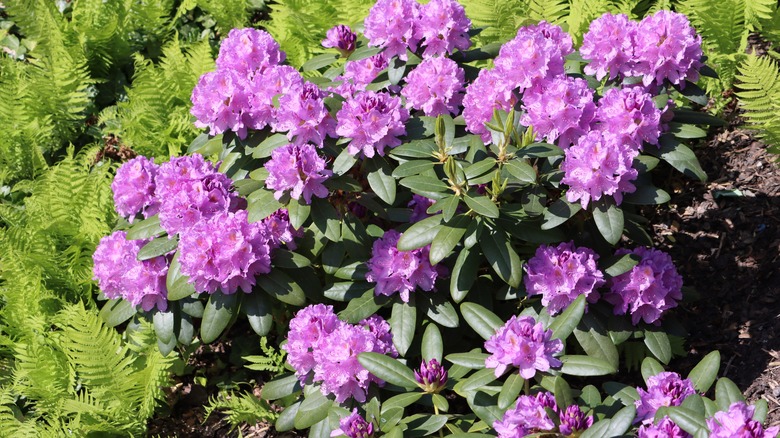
403;414;448;437
390;139;437;159
200;291;239;343
450;246;479;303
653;135;707;182
430;214;468;265
715;377;744;411
382;393;423;412
421;323;443;362
302;53;339;71
602;252;642;277
579;419;612;438
658;406;708;435
250;133;288;158
641;357;665;383
542;198;582;230
559;355;617;376
244;292;273;336
177;313;195;346
461;302;503;340
322;282;373;301
390;300;416;356
287;200;311;230
257;270;306;306
379;406;405;432
423;293;459;328
438;195;459;222
137;236;177;261
671;109;725;126
99;299;136;327
516;142;563;158
339;289;389;323
603;381;640;404
348;45;382;61
498;373;524;409
592;200;624;245
504;159;536;184
187;133;220;155
275;401;300;432
153;308;175;344
367;158;397;205
125;215;164;240
358;352;418;389
294;388;333;429
397;214;443;251
332;147;358;175
464;159;496;182
634;155;661;173
674;81;708;106
624;185;671;205
333;262;369;280
392;160;435;178
548;294;585;341
604;405;636;436
466;391;503;426
687;350;720;393
574;312;619;369
464;194;499;218
668;123;708;138
480;229;522;288
247;188;284;223
456;368;498;393
166;251;197;301
553;375;574;410
644;329;672;364
445;351;489;369
261;373;301;400
272;249;311;269
399;175;449;195
311;198;342;241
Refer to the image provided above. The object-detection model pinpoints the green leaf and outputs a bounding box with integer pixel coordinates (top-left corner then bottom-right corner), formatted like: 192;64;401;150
201;292;239;344
247;188;284;223
553;375;574;409
244;292;273;336
674;81;708;106
560;355;617;376
257;270;306;306
333;262;369;280
250;133;288;158
188;133;221;155
390;300;417;356
461;302;503;340
339;289;389;323
358;352;418;389
323;282;373;301
466;391;504;426
592;199;624;245
332;147;358;175
404;414;448;437
294;389;333;429
623;185;671;205
438;195;460;222
137;236;178;261
653;135;707;182
431;394;448;412
166;251;197;301
397;214;443;251
302;53;339;71
348;45;383;61
641;357;666;383
125;215;164;240
659;406;708;435
715;377;745;411
421;324;443;362
686;351;720;393
634;155;661;173
580;419;612;438
602;253;642;277
390;139;437;159
516;143;563;158
153;309;175;344
644;329;672;364
276;401;300;432
311;198;342;241
367;158;397;205
456;368;498;393
668;123;708;139
573;312;619;369
480;229;522;288
287;200;311;230
464;194;499;218
430;214;469;265
542;198;582;230
671;109;725;126
261;373;301;400
504;159;536;184
399;175;449;195
272;249;312;269
548;295;586;341
498;373;525;409
753;399;768;423
382;393;423;412
379;406;405;432
99;299;136;327
392;160;436;178
424;293;459;328
464;159;496;182
604;405;636;436
450;246;479;303
445;352;489;369
603;382;640;404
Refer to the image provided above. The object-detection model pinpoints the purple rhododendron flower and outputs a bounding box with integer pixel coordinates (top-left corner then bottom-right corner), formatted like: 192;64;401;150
415;359;448;393
262;208;302;250
634;11;703;88
408;194;436;222
639;417;692;438
331;53;389;97
484;315;563;379
580;13;639;81
92;231;168;312
524;241;605;315
561;130;638;209
331;409;374;438
402;57;465;117
274;82;336;147
177;210;271;294
246;65;304;131
112;156;159;222
605;247;683;325
493;392;557;438
462;68;516;143
215;28;285;77
706;402;780;438
322;24;357;55
365;230;443;302
521;76;595;149
635;372;696;424
284;304;343;379
364;0;420;60
415;0;471;57
265;143;331;204
190;69;252;138
559;404;594;435
596;87;662;148
336;91;409;158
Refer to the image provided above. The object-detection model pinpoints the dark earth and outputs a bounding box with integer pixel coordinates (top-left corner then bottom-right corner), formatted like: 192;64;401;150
147;114;780;437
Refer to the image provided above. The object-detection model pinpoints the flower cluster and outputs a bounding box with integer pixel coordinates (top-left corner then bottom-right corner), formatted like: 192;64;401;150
215;28;285;76
402;57;465;117
262;209;301;250
635;372;696;424
638;417;691;438
595;87;662;148
524;241;605;315
283;305;397;403
111;156;159;222
462;68;516;143
414;0;471;57
520;76;595;148
336;91;409;158
706;402;779;438
494;391;592;437
484;315;563;379
331;53;389;97
274;82;336;147
265;144;332;204
580;13;637;81
605;247;683;325
414;359;447;393
365;230;443;302
331;409;374;438
92;231;168;312
322;24;357;56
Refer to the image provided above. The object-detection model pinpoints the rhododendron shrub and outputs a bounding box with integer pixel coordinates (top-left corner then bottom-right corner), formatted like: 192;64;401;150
93;4;774;437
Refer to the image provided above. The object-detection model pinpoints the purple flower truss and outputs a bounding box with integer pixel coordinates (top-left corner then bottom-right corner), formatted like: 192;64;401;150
561;130;639;209
177;210;272;295
331;53;389;97
112;156;159;222
595;86;662;149
92;231;168;312
634;372;696;424
365;229;442;303
265;143;332;204
415;0;471;57
284;304;343;379
274;82;336;147
336;91;409;158
605;247;683;325
520;76;595;149
633;11;703;88
322;24;357;55
246;65;304;131
414;359;448;393
190;69;252;138
462;68;516;144
262;208;302;250
484;315;563;379
706;402;780;438
331;409;374;438
155;154;238;236
215;28;285;77
559;405;594;435
493;392;557;438
524;241;605;315
359;315;397;357
580;13;639;81
638;417;692;438
364;0;420;60
408;194;436;222
401;56;465;117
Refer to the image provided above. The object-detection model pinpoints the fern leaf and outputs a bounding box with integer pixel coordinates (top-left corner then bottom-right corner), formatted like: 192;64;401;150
735;54;780;153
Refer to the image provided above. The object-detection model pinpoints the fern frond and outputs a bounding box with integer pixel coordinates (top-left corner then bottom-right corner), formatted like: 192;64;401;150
463;0;529;46
567;0;612;45
204;391;277;428
735;54;780;153
242;337;287;374
744;0;776;30
196;0;251;35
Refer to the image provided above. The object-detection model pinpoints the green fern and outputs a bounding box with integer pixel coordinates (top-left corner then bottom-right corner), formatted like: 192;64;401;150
204;391;277;428
735;54;780;154
243;337;287;374
196;0;252;35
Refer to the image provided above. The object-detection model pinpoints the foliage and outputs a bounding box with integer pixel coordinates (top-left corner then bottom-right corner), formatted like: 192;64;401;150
735;54;780;155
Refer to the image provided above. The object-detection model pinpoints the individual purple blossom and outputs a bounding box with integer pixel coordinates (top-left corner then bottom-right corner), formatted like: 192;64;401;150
561;130;638;209
401;57;465;117
274;82;336;147
493;392;556;438
336;91;409;158
331;409;374;438
634;372;696;424
360;315;398;358
331;53;390;97
484;315;563;379
215;28;285;77
415;359;448;393
633;11;703;88
112;156;159;222
408;194;436;222
462;68;516;143
520;76;595;149
595;87;662;149
524;241;605;315
177;210;271;295
364;0;420;60
284;304;343;379
322;24;357;56
262;209;302;250
580;13;639;81
706;402;780;438
190;69;252;138
605;247;683;325
415;0;471;57
638;417;692;438
265;144;331;204
365;230;443;303
246;65;304;131
559;405;594;435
